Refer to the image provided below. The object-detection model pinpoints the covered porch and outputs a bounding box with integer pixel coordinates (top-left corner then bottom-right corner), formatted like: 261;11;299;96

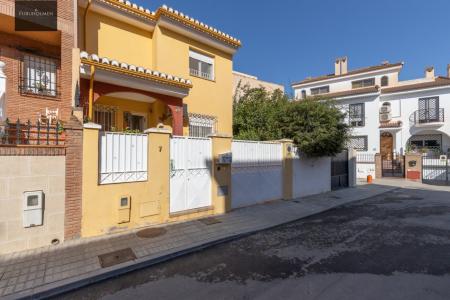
78;52;193;135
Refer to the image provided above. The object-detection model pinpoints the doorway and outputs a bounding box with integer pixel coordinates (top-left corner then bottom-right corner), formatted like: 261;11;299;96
380;132;393;159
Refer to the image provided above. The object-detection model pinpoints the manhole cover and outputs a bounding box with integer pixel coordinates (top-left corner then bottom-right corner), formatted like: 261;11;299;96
136;227;167;238
98;248;136;268
199;217;222;225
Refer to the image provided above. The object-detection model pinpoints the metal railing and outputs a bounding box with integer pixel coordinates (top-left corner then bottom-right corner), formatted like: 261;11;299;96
189;68;213;80
409;108;444;125
0;119;64;146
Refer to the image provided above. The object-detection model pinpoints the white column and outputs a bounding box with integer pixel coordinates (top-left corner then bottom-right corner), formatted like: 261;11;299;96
0;61;6;122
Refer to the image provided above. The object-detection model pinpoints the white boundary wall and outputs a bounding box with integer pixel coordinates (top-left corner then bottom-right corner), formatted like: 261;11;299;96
293;151;331;198
356;152;376;179
231;140;283;208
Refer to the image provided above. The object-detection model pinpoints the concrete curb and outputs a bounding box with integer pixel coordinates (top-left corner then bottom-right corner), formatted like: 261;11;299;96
9;186;396;300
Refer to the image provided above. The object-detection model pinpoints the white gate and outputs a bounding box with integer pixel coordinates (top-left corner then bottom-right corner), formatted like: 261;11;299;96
231;140;283;208
99;132;148;184
170;136;212;213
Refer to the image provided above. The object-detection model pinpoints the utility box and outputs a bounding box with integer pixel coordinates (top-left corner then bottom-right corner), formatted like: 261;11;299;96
23;191;44;228
217;152;232;164
118;196;131;224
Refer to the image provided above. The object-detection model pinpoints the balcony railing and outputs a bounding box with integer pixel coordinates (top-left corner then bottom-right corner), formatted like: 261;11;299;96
0;119;65;146
189;68;213;80
409;108;444;125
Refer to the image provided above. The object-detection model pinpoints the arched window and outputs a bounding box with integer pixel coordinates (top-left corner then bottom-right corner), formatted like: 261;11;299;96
301;90;306;99
381;76;389;87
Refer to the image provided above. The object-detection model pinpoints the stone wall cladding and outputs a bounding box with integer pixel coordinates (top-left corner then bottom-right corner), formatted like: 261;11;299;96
0;155;66;254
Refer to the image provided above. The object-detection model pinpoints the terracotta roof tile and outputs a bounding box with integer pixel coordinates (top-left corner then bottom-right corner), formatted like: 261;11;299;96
292;62;403;86
381;77;450;94
318;86;379;99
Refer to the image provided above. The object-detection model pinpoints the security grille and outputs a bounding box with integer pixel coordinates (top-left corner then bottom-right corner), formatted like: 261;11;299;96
20;54;58;97
94;105;118;132
408;134;442;153
349;103;365;127
347;136;368;151
188;113;217;138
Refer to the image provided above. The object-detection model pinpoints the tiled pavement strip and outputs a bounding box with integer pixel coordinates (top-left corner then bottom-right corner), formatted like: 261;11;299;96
0;183;399;299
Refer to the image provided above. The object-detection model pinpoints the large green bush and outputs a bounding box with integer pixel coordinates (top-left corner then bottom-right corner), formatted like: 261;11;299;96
233;86;349;157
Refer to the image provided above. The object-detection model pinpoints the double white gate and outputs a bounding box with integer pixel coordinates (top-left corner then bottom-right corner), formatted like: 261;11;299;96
170;136;212;213
231;140;283;208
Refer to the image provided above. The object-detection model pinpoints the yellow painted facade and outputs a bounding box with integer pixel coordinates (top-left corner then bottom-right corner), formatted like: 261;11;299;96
79;5;234;135
82;127;231;237
79;2;239;237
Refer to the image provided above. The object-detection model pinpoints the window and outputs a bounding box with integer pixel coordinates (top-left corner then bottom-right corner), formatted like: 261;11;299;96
408;134;442;152
94;105;117;131
347;136;368;151
21;54;57;97
310;85;329;95
189;50;214;80
189;113;217;137
301;90;306;99
381;76;389;87
123;112;145;132
351;78;375;89
349;103;365;127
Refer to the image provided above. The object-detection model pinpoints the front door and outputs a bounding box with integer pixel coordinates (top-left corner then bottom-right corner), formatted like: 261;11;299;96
380;132;393;159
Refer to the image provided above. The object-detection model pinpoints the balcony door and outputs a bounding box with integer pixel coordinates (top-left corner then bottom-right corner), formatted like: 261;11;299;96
418;97;439;123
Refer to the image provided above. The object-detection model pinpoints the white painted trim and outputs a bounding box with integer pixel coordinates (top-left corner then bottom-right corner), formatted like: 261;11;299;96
189;50;214;65
159;16;237;55
84;122;102;129
79;0;156;31
332;92;380;100
80;64;190;98
380;85;450;97
292;65;403;88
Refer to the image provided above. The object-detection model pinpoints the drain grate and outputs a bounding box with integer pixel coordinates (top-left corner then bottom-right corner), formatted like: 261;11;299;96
198;217;222;225
136;227;167;239
384;196;423;201
98;248;136;268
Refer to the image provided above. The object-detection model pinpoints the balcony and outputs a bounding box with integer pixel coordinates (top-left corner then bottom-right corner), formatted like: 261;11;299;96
409;108;444;127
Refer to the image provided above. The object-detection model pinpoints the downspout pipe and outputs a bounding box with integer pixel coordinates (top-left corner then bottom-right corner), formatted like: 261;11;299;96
83;0;92;51
84;0;95;120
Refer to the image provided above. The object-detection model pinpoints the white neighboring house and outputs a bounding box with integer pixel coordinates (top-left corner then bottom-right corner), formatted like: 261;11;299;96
292;57;450;159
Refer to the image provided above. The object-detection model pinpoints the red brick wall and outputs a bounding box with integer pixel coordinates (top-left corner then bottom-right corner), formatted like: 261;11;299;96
64;116;83;240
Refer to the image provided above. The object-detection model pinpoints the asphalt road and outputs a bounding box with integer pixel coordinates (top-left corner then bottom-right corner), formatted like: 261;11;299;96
56;187;450;300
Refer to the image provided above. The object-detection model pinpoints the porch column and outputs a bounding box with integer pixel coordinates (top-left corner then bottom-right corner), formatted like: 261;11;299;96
167;103;183;136
0;61;6;122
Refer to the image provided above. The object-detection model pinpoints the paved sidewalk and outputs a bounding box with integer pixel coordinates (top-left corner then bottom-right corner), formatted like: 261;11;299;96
0;184;396;299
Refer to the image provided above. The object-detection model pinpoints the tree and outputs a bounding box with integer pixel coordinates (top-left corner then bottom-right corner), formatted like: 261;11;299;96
233;85;288;141
280;98;349;157
233;85;349;157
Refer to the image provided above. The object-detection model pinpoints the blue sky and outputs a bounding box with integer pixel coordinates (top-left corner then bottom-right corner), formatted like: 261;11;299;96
133;0;450;94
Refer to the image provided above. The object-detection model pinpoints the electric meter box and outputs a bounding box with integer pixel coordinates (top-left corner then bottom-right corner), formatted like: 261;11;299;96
217;152;232;164
23;191;44;228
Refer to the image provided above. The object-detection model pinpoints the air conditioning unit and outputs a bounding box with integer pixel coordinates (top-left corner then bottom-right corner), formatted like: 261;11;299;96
379;113;392;122
379;106;391;113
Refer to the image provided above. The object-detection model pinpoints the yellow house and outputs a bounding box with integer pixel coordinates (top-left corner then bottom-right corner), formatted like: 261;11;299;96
78;0;240;136
77;0;241;237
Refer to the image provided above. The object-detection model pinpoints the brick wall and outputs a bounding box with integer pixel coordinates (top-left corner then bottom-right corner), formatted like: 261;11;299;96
64;116;83;240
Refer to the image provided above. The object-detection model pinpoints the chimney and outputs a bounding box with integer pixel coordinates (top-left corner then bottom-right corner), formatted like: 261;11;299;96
447;64;450;78
425;66;435;79
334;57;348;76
334;58;341;76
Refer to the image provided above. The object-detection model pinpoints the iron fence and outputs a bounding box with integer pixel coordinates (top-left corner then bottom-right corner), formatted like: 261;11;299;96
0;119;64;146
409;108;444;125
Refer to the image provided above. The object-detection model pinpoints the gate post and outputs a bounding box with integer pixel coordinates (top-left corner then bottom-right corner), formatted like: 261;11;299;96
209;133;232;214
405;153;422;181
375;153;382;178
279;139;294;200
348;148;357;187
